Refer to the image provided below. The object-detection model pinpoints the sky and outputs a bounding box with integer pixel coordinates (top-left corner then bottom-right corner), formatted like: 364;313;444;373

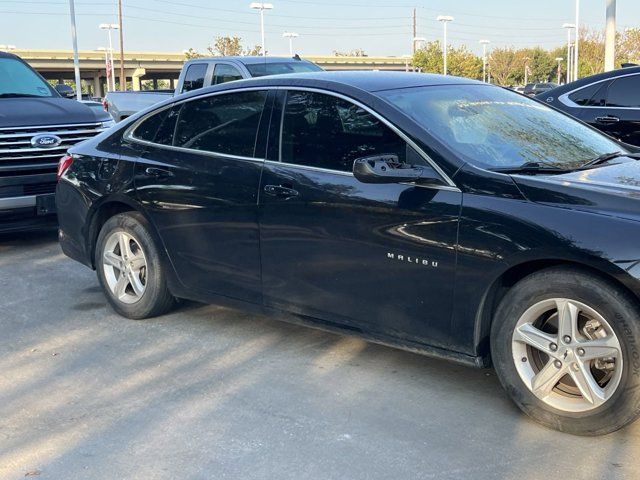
0;0;638;57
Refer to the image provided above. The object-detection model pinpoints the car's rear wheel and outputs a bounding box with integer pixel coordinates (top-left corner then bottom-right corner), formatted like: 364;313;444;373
95;211;175;319
491;267;640;435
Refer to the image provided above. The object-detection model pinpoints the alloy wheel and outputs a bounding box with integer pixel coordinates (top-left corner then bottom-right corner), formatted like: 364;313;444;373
102;231;148;304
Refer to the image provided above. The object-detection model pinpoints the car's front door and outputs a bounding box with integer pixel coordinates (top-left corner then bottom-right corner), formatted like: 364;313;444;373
133;89;272;303
258;89;462;348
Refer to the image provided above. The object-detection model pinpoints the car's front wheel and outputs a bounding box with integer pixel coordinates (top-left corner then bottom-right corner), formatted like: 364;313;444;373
95;211;175;319
491;267;640;435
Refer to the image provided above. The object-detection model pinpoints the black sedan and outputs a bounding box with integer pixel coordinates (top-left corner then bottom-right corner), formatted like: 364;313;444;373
538;66;640;146
56;71;640;435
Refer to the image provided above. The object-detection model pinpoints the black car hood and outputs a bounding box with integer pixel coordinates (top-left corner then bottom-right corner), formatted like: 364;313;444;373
0;97;109;127
513;160;640;222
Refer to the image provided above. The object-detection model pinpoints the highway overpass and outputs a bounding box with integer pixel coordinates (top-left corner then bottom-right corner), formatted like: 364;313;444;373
13;49;413;98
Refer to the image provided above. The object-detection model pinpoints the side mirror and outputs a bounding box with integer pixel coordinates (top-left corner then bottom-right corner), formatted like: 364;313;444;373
353;155;429;184
54;84;75;99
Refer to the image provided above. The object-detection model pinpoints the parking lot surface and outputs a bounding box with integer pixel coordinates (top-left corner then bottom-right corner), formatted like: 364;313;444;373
1;230;640;480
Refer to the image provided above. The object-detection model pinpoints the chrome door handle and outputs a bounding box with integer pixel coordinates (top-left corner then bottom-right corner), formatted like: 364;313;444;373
595;115;620;124
263;184;299;199
145;167;174;178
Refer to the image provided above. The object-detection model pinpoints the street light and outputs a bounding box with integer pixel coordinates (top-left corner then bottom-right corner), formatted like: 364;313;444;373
604;0;616;71
523;56;531;85
250;2;273;57
479;39;490;82
283;32;299;56
555;57;564;84
437;15;454;75
99;23;118;91
574;0;580;80
68;0;82;101
562;23;575;83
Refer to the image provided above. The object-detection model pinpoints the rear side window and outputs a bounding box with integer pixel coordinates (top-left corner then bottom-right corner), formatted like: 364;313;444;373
279;90;407;172
245;62;322;77
181;63;207;93
131;105;180;144
173;90;267;157
213;64;243;85
606;75;640;107
569;81;609;106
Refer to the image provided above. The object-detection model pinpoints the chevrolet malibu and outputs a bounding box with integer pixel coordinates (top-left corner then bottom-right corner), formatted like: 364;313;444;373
56;71;640;435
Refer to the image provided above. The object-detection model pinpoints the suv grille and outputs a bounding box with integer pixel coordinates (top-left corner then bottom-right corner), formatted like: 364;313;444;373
0;122;105;176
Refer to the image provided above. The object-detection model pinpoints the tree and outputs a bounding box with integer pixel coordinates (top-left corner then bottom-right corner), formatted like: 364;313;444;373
333;48;368;57
412;41;442;73
183;48;202;60
412;41;481;80
205;36;263;56
489;47;520;86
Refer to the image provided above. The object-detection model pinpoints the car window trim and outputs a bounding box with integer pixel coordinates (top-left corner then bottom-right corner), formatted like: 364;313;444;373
558;72;640;109
124;85;458;190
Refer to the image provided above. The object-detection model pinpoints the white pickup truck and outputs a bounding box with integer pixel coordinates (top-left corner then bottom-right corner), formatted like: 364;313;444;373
104;55;322;122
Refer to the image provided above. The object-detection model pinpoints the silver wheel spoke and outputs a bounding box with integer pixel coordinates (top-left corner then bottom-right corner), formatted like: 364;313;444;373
514;323;558;357
103;251;122;269
531;360;566;397
556;299;580;341
570;362;607;406
128;271;145;297
580;336;621;361
114;274;129;299
118;232;133;259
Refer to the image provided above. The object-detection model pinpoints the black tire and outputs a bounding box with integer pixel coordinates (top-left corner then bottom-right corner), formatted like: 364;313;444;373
491;266;640;435
95;211;176;319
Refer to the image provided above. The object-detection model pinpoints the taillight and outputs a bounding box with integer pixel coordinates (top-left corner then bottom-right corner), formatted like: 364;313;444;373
57;154;73;180
102;98;109;112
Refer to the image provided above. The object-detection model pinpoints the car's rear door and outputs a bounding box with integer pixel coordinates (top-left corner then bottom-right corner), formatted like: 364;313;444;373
132;89;273;303
258;89;462;348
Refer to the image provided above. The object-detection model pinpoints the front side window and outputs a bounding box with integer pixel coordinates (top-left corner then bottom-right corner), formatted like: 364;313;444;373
0;57;56;98
606;75;640;107
213;64;243;85
280;90;407;172
181;63;207;93
381;85;625;170
173;90;267;157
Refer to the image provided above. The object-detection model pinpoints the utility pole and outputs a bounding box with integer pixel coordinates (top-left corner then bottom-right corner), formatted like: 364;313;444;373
604;0;616;71
574;0;580;80
68;0;82;101
118;0;125;91
412;8;417;55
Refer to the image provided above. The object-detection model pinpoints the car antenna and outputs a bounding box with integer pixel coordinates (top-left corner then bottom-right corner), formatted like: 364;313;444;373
293;54;301;61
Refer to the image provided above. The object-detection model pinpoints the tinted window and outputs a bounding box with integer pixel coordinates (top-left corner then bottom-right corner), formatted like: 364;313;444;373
280;91;407;172
173;90;267;157
132;108;170;142
181;63;207;93
569;82;610;106
606;75;640;107
0;57;55;97
245;61;322;78
213;64;243;85
381;85;625;170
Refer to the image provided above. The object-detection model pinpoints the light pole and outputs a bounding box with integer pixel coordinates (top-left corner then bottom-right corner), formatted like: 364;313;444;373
555;57;564;84
412;36;427;54
68;0;82;101
97;47;111;94
283;32;298;56
480;39;490;82
250;2;273;57
437;15;454;75
604;0;616;71
562;23;575;83
574;0;580;80
99;24;118;92
523;56;531;85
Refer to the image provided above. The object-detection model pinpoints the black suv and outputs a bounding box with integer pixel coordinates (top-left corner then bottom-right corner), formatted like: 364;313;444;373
57;71;640;435
538;66;640;146
0;52;113;233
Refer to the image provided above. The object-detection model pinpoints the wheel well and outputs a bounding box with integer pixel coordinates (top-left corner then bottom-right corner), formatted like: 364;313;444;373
476;259;640;361
87;201;134;268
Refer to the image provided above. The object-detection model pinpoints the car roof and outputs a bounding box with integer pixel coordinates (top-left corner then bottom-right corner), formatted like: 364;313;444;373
0;51;19;59
184;70;482;97
184;56;316;66
541;65;640;97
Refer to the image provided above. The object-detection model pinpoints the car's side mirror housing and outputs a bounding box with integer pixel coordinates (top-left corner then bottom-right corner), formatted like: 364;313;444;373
54;84;75;99
353;155;444;185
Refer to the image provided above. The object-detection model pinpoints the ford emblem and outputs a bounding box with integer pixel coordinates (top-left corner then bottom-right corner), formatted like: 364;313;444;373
31;134;62;149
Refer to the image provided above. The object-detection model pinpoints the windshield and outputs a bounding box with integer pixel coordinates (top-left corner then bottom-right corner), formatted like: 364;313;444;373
0;57;56;98
245;61;322;78
380;84;625;170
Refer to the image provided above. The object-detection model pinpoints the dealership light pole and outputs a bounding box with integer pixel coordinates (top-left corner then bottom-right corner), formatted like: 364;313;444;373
574;0;580;80
604;0;616;71
250;2;273;57
99;24;118;92
523;56;531;85
68;0;82;101
437;15;454;75
283;32;298;56
562;23;575;83
556;57;564;84
480;39;490;82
